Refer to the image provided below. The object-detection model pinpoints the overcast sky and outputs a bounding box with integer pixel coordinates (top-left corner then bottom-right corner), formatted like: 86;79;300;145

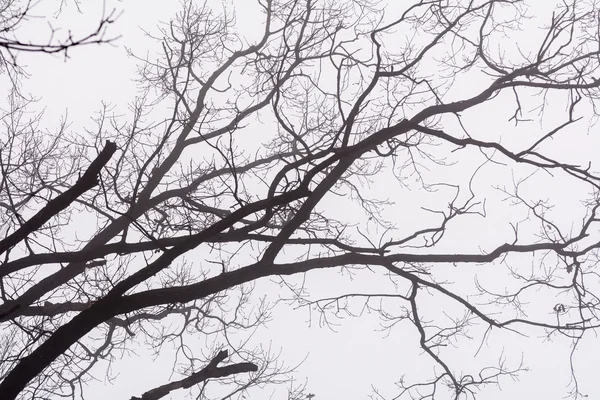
11;0;600;399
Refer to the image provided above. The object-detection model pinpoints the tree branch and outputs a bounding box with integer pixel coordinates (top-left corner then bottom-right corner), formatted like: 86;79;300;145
130;349;258;400
0;140;118;256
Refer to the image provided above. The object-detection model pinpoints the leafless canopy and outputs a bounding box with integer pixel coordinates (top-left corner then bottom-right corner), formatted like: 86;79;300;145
0;0;118;78
2;0;600;399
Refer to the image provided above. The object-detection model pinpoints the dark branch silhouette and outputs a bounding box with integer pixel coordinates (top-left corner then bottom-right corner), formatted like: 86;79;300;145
130;350;258;400
1;1;600;399
0;140;117;256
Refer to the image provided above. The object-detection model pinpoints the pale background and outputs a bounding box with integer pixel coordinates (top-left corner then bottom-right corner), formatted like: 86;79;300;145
10;0;600;399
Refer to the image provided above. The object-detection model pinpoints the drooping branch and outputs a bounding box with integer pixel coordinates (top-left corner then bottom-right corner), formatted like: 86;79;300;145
0;9;120;55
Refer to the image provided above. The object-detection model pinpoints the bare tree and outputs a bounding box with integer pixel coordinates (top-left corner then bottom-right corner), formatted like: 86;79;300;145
0;0;118;81
1;0;600;399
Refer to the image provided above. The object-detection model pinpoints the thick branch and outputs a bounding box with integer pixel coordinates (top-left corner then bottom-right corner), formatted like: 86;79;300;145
130;350;257;400
0;232;382;279
0;140;117;256
0;185;311;399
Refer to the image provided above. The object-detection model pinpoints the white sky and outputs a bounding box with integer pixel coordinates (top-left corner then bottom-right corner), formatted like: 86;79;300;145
9;0;600;399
